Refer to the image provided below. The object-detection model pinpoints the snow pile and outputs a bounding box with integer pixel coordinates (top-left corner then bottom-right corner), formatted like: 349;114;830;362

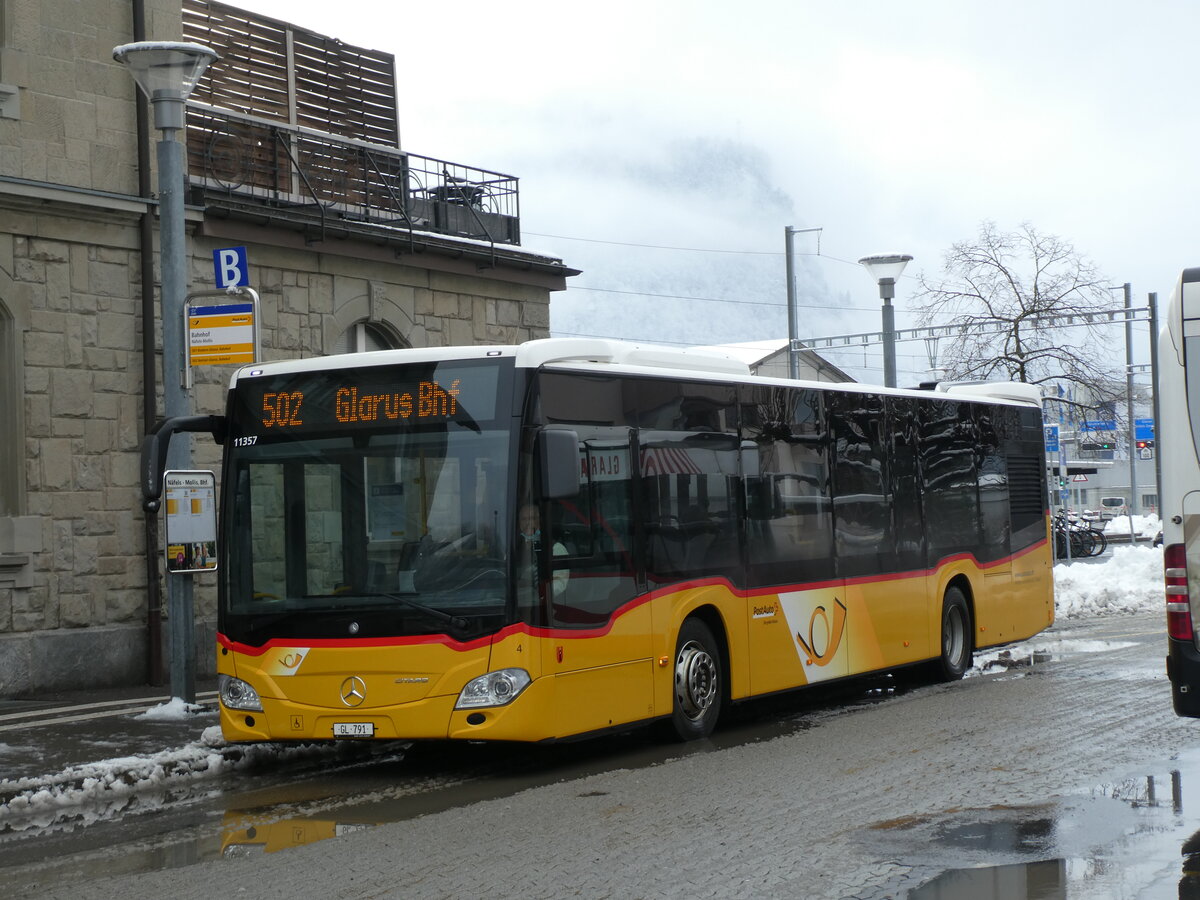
134;698;207;721
0;725;402;835
1102;513;1162;539
0;726;233;832
1055;544;1163;619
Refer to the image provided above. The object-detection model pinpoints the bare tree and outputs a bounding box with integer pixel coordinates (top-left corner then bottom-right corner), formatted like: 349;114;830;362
912;221;1123;417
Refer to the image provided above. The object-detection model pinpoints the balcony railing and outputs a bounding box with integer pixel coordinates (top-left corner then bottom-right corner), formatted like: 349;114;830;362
185;103;521;247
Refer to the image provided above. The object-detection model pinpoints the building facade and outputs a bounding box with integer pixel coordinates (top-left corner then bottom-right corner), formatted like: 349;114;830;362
0;0;577;696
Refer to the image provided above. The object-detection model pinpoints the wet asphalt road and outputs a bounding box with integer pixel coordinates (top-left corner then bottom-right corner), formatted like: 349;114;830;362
2;608;1197;899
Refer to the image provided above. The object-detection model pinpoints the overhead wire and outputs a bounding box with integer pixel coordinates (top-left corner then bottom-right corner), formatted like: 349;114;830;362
530;228;926;315
562;284;877;312
532;227;1149;378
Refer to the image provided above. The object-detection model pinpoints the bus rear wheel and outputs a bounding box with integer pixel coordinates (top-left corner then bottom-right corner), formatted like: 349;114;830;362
935;586;973;681
670;618;723;741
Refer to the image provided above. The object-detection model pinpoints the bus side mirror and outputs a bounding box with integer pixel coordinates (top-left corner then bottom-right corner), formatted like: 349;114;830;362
140;414;228;512
537;428;580;500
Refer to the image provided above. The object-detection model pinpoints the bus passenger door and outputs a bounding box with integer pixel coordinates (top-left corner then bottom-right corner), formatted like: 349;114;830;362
831;393;924;674
882;397;932;666
975;409;1015;642
742;384;846;693
529;419;654;737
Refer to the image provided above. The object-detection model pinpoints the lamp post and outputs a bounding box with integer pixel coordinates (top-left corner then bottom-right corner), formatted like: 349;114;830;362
114;41;217;702
858;254;912;388
784;226;823;379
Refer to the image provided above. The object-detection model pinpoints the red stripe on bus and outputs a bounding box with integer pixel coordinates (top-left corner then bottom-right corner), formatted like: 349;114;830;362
220;538;1048;655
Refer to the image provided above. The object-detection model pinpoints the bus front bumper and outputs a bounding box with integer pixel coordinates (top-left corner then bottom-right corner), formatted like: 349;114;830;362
219;676;558;743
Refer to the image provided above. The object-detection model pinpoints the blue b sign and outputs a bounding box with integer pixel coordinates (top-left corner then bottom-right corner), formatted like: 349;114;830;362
1044;425;1059;453
213;246;249;288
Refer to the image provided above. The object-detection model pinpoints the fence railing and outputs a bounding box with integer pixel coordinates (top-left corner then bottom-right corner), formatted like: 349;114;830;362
185;103;520;246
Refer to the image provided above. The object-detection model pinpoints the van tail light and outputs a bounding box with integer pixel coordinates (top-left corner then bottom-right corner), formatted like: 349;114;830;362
1165;543;1193;641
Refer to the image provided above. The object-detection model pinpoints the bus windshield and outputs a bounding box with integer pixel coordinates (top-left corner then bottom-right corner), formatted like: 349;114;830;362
220;359;514;646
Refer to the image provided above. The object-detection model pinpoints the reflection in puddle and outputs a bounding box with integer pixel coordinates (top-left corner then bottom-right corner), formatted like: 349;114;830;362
875;766;1200;898
934;816;1055;856
907;859;1066;899
221;813;375;857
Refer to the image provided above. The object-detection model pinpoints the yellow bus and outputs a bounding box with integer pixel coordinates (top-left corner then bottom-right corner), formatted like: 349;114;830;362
144;338;1054;743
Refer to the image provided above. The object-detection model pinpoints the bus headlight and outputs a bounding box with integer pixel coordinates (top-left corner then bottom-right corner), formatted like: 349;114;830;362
455;669;531;709
219;674;263;711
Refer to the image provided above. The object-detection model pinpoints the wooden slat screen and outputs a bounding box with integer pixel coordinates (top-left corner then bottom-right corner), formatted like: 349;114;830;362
183;0;399;147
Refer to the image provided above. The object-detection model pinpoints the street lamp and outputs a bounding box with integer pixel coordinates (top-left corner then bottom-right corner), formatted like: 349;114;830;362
113;41;217;703
858;254;913;388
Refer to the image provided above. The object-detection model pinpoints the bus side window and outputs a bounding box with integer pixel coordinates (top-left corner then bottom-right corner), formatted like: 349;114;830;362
829;391;891;577
919;398;982;559
741;384;834;586
532;371;639;626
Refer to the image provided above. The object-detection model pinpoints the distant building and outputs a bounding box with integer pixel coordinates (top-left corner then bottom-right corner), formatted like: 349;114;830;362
1047;392;1159;516
699;339;854;382
0;0;578;695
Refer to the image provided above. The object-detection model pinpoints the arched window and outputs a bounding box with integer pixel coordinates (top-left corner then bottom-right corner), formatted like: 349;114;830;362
332;320;405;355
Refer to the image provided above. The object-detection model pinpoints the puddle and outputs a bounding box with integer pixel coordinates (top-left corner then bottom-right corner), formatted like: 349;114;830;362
869;761;1200;898
907;859;1066;899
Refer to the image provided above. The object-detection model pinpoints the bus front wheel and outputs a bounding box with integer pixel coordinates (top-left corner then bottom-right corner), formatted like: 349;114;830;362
670;618;723;741
935;586;973;681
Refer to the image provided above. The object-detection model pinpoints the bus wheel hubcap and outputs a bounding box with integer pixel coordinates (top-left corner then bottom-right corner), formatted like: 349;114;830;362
945;608;964;662
675;641;716;720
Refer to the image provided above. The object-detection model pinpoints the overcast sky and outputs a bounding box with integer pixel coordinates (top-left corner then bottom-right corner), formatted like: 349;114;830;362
233;0;1187;385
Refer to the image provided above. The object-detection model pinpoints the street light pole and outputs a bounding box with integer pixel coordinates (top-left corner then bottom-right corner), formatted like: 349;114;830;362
858;254;913;388
785;227;798;380
784;226;822;380
114;41;217;703
1149;292;1162;520
1123;281;1139;542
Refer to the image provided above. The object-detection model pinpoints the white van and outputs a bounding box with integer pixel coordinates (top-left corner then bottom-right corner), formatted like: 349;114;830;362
1100;496;1127;519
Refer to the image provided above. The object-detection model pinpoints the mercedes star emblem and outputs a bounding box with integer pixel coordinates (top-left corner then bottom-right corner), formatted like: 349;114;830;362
339;675;367;707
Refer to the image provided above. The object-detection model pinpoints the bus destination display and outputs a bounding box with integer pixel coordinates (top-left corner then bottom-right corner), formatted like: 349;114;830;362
261;380;462;429
235;363;500;436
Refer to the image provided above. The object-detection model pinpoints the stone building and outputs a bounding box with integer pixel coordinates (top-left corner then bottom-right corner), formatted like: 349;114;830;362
0;0;577;695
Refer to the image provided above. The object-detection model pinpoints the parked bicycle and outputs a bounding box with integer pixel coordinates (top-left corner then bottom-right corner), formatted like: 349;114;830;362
1053;509;1107;558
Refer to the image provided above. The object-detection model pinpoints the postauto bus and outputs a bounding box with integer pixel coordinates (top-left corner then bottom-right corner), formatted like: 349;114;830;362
142;338;1054;743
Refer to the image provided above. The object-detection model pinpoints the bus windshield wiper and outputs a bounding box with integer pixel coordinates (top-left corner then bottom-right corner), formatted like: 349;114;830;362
374;592;472;638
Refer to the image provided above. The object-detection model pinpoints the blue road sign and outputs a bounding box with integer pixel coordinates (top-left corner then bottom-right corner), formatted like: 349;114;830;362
1044;425;1059;453
1081;420;1117;432
1135;418;1155;441
213;246;249;288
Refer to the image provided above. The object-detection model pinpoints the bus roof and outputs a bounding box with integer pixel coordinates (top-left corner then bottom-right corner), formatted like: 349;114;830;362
936;381;1044;406
227;338;1041;407
227;338;752;386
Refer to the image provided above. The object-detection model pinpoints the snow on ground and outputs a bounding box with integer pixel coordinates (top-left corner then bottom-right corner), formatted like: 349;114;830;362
1100;513;1162;540
1055;543;1163;619
0;724;389;835
134;698;208;721
0;545;1169;831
